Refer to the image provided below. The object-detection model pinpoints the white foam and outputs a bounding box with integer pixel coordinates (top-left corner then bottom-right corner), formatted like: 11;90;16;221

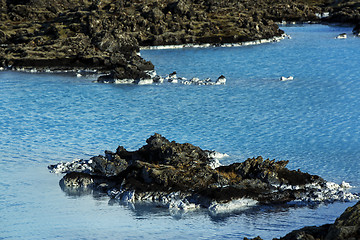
209;152;229;159
208;158;221;169
144;70;157;78
99;71;227;86
335;33;347;39
168;78;178;83
315;12;329;19
206;150;229;169
48;159;93;174
280;76;294;81
114;79;135;84
340;181;352;189
209;198;258;214
278;181;359;203
140;35;285;50
136;78;153;85
109;189;136;203
180;77;218;85
168;199;198;210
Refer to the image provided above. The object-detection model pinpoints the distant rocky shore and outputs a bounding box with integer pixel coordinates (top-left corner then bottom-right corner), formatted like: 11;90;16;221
1;0;360;81
49;133;359;214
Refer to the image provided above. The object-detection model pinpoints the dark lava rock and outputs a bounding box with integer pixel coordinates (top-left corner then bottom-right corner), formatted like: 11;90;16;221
275;200;360;240
0;0;154;79
353;23;360;34
52;133;340;205
90;151;129;177
5;0;358;81
326;201;360;240
325;0;360;25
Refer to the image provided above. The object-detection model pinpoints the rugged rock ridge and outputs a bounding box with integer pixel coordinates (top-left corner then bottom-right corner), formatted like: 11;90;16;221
49;134;358;210
2;0;357;81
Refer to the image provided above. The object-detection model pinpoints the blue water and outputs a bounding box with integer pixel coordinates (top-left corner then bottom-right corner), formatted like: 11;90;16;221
1;24;359;239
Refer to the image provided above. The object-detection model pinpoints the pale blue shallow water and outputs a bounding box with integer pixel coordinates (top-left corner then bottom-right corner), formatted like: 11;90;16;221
1;24;359;239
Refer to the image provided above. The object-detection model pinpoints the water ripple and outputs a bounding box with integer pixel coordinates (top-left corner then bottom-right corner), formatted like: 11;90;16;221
1;24;360;239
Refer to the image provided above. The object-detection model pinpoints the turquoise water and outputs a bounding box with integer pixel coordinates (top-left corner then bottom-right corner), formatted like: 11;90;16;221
1;24;359;239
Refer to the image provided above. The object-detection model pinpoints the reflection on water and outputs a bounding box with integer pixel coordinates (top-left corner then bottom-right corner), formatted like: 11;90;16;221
59;180;94;197
59;177;352;224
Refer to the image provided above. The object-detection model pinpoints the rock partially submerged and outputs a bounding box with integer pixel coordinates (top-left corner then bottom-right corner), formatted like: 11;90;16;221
49;134;359;212
274;200;360;240
96;71;227;86
335;33;347;39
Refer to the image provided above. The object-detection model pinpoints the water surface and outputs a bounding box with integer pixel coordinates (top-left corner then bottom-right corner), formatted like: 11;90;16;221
1;24;359;239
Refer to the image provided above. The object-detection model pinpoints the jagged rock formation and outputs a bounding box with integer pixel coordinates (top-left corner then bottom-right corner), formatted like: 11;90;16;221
273;200;360;240
49;134;358;209
2;0;357;81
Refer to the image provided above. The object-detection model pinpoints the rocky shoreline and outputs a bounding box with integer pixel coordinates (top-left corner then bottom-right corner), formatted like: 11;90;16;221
49;134;359;213
1;0;359;81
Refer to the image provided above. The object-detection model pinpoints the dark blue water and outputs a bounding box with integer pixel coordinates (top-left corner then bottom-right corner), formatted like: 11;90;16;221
0;24;359;239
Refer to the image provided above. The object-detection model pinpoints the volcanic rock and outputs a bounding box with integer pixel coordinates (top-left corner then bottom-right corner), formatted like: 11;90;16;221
49;134;359;208
4;0;351;81
275;201;360;240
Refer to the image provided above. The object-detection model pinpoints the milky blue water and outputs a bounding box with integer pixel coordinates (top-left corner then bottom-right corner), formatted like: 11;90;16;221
1;24;359;239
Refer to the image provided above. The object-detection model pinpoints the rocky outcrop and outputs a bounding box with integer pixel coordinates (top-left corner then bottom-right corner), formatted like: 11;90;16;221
274;200;360;240
49;134;359;210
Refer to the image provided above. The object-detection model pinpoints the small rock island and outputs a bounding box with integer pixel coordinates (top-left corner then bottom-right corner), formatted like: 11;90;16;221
49;133;358;212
